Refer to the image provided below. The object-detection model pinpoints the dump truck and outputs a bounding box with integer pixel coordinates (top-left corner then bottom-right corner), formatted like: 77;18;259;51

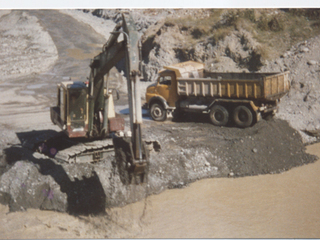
146;61;290;128
36;13;151;184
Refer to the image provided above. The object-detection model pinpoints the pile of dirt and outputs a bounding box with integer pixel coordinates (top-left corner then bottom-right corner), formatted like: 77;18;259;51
143;118;316;184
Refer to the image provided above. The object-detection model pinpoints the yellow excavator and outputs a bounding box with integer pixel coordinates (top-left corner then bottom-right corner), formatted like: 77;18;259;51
37;12;151;184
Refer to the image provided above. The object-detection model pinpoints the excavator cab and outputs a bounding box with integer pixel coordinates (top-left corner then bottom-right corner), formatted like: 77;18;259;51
51;81;88;138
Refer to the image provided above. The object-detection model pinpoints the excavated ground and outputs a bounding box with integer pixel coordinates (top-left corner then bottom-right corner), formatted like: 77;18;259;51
0;105;316;213
0;9;317;216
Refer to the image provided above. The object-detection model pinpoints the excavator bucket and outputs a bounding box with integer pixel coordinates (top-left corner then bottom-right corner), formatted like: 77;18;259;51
113;137;149;185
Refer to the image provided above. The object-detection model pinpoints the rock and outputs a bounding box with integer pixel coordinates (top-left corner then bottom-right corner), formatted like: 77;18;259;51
300;47;310;53
307;60;318;65
252;148;258;153
282;51;293;58
303;129;320;137
0;161;67;212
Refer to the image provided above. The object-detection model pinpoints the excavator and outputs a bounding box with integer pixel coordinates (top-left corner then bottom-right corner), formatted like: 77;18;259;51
36;12;151;184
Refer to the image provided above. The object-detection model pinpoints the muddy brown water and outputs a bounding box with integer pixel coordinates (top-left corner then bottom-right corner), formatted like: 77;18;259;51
111;143;320;238
1;143;320;238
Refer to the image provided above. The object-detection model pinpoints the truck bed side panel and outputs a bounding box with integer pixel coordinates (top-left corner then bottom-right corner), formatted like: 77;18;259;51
177;71;289;101
177;79;263;99
264;71;290;100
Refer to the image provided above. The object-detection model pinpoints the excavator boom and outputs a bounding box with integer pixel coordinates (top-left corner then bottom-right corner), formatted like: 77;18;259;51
45;12;150;184
88;13;144;162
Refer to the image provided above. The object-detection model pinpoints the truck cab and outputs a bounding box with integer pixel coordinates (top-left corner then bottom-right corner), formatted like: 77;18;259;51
146;70;178;108
146;61;205;121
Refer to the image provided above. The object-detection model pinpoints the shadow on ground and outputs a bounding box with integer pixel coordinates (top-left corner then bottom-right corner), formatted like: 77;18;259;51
2;142;107;215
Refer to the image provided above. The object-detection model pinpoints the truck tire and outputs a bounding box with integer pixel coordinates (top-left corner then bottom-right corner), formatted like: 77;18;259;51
150;103;167;121
209;105;229;126
233;105;253;128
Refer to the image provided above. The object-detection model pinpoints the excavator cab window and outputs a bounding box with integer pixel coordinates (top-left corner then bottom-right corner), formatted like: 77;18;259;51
68;89;87;122
59;86;66;122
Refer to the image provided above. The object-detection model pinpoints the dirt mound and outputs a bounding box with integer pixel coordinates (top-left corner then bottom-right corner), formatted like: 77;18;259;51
144;117;316;183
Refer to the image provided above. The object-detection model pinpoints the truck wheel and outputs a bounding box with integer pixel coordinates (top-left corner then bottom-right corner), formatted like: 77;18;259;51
233;105;253;128
209;105;229;126
150;103;167;121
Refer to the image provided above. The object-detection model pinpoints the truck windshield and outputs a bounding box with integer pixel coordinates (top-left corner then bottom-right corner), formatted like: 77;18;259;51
159;75;172;85
69;89;87;121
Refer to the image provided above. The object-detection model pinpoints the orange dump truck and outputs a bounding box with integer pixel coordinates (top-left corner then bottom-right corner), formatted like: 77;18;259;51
146;61;290;128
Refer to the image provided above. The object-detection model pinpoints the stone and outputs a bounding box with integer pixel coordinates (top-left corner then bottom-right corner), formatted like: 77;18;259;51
0;161;67;212
300;47;310;53
307;60;318;65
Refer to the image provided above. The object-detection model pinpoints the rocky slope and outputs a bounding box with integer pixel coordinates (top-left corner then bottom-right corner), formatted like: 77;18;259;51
261;37;320;143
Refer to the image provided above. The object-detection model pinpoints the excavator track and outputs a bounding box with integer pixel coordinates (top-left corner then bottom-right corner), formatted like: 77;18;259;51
50;138;114;164
28;131;160;166
31;132;114;163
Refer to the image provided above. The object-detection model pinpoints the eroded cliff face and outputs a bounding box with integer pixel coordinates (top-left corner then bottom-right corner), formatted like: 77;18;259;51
90;9;320;84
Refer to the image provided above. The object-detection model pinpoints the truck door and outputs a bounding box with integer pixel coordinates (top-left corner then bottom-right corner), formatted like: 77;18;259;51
156;73;177;107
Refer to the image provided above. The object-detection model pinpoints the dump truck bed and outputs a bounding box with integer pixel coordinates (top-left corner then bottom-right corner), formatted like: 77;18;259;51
176;71;290;101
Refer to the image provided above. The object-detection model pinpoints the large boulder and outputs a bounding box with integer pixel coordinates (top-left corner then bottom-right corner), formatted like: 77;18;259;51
0;160;67;212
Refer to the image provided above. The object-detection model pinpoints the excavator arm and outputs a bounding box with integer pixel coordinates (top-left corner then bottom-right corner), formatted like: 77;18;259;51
48;12;149;184
88;12;147;183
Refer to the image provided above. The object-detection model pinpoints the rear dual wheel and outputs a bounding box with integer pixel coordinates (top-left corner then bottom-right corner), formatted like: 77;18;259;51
233;105;253;128
210;104;254;128
209;105;229;126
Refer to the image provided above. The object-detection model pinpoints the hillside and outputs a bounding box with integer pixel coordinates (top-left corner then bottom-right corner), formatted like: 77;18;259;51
80;8;320;142
86;9;320;77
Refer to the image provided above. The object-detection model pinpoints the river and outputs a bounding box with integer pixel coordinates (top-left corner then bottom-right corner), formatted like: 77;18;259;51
1;144;320;238
111;142;320;238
